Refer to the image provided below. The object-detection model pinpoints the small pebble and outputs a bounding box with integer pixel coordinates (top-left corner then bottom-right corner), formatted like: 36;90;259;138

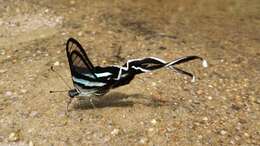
5;91;12;96
234;136;240;141
151;82;157;87
207;96;213;100
29;141;34;146
196;90;203;95
78;31;83;36
139;137;148;144
256;99;260;104
70;0;75;5
8;132;19;142
0;69;7;73
244;133;249;137
202;117;208;121
166;127;173;132
230;140;235;145
21;89;27;93
111;129;119;136
0;50;5;55
148;128;154;132
150;119;157;125
30;111;39;118
220;130;227;135
43;8;50;13
53;61;60;66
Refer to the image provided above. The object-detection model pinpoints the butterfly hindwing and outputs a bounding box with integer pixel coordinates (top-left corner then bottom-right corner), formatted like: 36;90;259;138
66;38;97;79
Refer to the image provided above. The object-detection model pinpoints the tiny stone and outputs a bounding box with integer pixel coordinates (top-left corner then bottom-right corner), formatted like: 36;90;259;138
8;132;19;142
202;117;208;121
78;31;83;36
234;136;240;141
195;122;200;126
40;34;45;38
166;127;173;132
5;91;12;96
53;61;60;66
0;69;7;73
151;82;157;87
29;141;34;146
44;9;49;13
207;96;213;100
21;89;27;93
70;0;75;5
193;100;200;104
256;99;260;104
148;128;154;132
220;130;227;135
230;140;235;145
244;133;249;137
150;119;157;125
196;90;203;95
30;111;39;118
27;128;34;133
139;137;148;144
111;129;119;136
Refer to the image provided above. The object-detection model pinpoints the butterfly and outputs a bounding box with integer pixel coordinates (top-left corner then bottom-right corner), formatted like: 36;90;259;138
63;37;207;111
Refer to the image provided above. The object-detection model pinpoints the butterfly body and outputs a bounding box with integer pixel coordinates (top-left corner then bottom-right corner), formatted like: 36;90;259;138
69;65;137;98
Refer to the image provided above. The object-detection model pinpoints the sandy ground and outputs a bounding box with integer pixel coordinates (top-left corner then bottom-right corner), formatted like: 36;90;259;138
0;0;259;145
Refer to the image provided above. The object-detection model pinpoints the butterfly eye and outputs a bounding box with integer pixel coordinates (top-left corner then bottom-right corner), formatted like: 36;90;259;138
68;89;79;97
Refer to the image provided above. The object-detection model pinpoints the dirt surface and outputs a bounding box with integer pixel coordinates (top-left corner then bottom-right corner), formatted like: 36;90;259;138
0;0;260;145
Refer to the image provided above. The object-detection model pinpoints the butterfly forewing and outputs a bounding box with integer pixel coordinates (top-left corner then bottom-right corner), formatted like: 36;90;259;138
66;38;97;78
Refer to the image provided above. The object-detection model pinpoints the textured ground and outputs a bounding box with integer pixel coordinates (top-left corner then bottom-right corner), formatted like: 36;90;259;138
0;0;259;145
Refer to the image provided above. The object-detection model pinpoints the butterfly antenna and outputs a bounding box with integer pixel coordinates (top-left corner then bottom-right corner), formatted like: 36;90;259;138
50;66;72;90
49;90;68;93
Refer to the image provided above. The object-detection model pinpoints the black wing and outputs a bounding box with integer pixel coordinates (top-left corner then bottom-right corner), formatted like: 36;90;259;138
66;38;97;78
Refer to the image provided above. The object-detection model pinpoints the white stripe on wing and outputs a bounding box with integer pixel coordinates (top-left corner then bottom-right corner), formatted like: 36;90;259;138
83;72;112;78
73;77;106;87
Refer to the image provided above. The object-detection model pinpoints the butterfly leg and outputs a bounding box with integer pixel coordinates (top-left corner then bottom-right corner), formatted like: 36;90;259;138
66;98;72;116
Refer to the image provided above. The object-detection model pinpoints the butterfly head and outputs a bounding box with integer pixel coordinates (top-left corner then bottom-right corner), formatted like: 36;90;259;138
68;89;79;98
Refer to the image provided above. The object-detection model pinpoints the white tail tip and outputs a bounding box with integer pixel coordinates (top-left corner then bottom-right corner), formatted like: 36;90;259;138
202;60;208;68
191;76;196;82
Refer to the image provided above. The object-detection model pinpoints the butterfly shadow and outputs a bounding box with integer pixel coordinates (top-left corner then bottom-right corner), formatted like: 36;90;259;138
74;92;171;110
